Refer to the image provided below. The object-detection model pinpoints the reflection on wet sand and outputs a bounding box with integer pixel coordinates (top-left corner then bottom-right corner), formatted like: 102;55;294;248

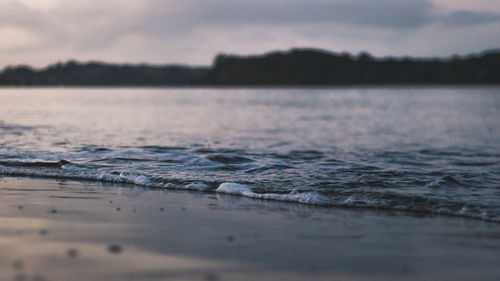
1;177;500;281
1;235;234;281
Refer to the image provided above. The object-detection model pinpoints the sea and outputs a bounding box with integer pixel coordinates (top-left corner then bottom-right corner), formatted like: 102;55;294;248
1;87;499;221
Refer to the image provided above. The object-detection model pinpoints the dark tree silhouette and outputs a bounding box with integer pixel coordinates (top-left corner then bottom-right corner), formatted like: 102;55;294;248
1;49;499;86
204;48;500;85
0;61;208;86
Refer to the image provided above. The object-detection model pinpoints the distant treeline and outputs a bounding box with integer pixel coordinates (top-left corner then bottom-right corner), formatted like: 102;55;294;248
0;61;208;86
205;49;500;85
1;49;499;86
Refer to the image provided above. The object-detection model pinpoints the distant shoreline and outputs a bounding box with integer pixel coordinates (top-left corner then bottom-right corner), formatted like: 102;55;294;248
1;48;499;86
1;84;499;89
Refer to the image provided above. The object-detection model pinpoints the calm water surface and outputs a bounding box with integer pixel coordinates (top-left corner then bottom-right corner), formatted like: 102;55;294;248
1;87;499;220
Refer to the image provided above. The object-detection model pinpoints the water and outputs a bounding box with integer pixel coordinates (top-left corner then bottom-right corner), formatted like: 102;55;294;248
1;87;499;221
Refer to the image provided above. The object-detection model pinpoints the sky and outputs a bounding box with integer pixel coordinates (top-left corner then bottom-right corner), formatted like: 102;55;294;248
1;0;499;68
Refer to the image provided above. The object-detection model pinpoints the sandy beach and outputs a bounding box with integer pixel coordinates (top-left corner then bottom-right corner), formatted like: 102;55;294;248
0;176;498;281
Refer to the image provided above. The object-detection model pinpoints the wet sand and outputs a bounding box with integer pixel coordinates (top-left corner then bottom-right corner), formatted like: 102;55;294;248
1;176;499;281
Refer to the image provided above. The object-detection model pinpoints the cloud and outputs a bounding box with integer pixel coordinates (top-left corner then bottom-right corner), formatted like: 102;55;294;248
442;10;500;27
0;0;499;67
0;1;48;29
139;0;435;31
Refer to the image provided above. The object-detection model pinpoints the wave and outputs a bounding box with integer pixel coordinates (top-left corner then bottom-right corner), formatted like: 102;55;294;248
425;175;464;188
0;160;71;168
216;182;329;205
0;164;498;223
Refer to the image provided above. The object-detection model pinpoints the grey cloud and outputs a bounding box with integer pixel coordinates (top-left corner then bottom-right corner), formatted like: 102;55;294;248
142;0;435;30
442;10;500;27
0;1;141;51
133;0;500;38
3;0;500;46
1;0;499;67
0;1;48;29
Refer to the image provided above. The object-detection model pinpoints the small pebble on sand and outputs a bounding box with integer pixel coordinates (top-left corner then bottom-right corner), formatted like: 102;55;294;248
108;244;123;254
67;249;78;258
12;260;24;270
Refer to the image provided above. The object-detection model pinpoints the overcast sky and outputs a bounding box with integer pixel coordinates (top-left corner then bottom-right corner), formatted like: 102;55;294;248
1;0;499;68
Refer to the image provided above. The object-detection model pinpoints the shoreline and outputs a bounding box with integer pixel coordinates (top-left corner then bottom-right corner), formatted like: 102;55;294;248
1;173;498;223
1;176;499;281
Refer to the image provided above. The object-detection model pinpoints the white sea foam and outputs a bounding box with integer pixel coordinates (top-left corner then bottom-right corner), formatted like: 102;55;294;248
164;183;178;189
457;205;468;215
0;165;498;221
163;182;211;191
216;182;328;205
133;175;152;186
343;195;355;204
216;182;253;196
98;172;122;182
184;182;211;191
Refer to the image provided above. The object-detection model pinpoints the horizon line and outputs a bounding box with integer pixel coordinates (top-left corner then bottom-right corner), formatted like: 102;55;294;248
2;47;499;72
